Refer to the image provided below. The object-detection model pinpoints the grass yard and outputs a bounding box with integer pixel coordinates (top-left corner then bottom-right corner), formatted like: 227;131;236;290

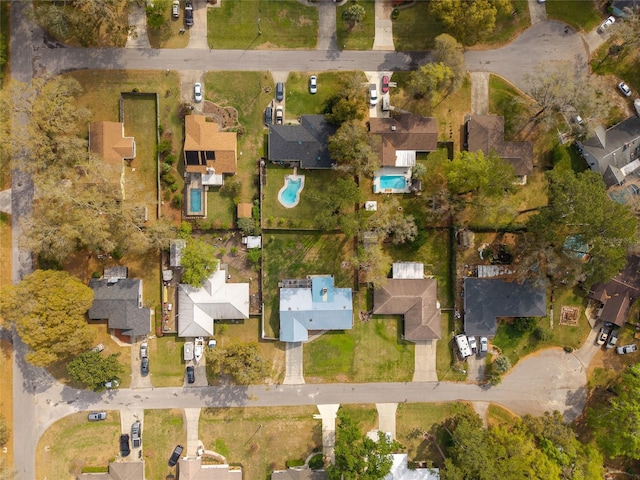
205;188;236;229
212;317;286;384
489;74;534;140
545;0;602;32
204;71;274;204
207;0;318;50
592;48;640;96
150;335;188;387
480;0;531;47
0;2;9;83
392;2;444;51
143;409;186;480
336;0;375;50
397;402;473;465
199;406;322;480
262;165;351;230
262;232;355;338
36;411;122;479
339;404;379;432
146;7;189;49
0;340;13;469
486;403;519;428
124;249;162;315
284;71;365;117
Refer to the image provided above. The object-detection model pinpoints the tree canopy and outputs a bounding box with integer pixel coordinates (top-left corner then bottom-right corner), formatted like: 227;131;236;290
433;34;466;90
327;409;399;480
181;238;220;287
328;120;379;177
367;197;417;245
342;4;366;28
325;74;366;126
429;0;512;45
408;63;455;111
206;342;270;385
446;150;516;196
0;270;96;366
308;177;362;236
67;351;124;391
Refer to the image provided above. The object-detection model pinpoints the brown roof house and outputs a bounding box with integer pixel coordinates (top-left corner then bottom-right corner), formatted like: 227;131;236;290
590;286;632;328
178;457;242;479
89;121;136;197
369;114;438;167
77;460;144;480
373;262;441;341
465;114;534;184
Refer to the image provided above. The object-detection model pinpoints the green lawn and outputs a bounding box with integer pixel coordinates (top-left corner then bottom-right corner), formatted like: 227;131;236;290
545;0;602;32
146;4;189;49
489;74;533;140
336;0;375;50
481;0;531;46
262;232;355;338
150;335;188;387
205;188;236;229
262;165;350;229
486;403;519;427
393;2;444;51
592;47;640;98
207;0;319;49
143;410;186;480
200;406;322;480
340;404;379;432
0;2;9;83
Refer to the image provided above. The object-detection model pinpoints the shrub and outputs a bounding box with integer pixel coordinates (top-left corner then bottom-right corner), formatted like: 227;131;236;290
512;317;536;333
533;326;552;342
493;355;512;374
309;453;324;470
247;248;262;266
91;271;101;279
158;138;173;156
286;459;305;468
172;193;183;209
237;217;255;235
230;246;238;256
164;154;177;165
161;163;172;175
161;172;176;185
178;221;192;239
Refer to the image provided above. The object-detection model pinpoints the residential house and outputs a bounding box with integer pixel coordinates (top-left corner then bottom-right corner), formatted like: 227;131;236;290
465;115;534;184
463;278;546;337
178;457;242;479
369;114;438;168
88;268;151;338
385;454;439;480
373;262;441;341
89;121;136;196
177;265;249;337
578;116;640;187
271;468;327;480
77;461;144;480
279;275;353;342
170;239;187;268
268;115;338;169
591;288;630;328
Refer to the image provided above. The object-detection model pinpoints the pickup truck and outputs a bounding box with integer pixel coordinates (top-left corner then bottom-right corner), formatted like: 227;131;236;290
140;342;148;358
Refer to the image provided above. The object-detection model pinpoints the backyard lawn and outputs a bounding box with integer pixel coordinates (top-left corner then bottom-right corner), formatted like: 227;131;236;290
199;406;322;480
205;188;236;230
262;232;355;338
143;409;186;480
545;0;602;32
207;0;318;49
336;0;375;50
36;411;122;479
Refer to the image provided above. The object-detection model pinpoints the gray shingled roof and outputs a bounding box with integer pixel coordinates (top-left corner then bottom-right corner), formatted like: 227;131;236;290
88;278;151;337
268;115;337;169
463;278;546;337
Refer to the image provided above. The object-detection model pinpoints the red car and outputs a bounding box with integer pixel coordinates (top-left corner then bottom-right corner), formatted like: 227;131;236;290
381;75;389;94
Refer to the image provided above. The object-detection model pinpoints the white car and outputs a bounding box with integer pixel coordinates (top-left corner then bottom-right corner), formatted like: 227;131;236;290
309;75;317;94
172;0;180;18
617;344;637;355
480;337;488;353
598;16;615;33
140;341;148;359
467;336;477;353
275;106;283;125
194;82;202;102
369;84;378;106
618;82;632;98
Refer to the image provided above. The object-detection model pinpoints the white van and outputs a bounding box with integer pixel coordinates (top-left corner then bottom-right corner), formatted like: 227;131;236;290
455;334;472;359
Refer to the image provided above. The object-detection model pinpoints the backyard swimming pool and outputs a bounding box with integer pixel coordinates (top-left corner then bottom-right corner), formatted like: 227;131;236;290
379;175;407;190
278;175;305;208
190;188;203;214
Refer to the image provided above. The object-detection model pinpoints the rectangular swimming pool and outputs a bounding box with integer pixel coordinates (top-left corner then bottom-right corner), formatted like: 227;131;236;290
379;175;407;190
190;188;203;214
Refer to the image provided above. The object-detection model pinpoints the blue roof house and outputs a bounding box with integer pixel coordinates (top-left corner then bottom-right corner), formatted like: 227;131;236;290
279;275;353;342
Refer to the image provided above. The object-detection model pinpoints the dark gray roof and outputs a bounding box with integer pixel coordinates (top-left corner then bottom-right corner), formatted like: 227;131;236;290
88;278;151;337
463;278;546;337
580;116;640;177
268;115;337;169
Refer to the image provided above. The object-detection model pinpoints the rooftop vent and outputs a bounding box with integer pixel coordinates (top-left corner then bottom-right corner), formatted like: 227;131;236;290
391;125;396;131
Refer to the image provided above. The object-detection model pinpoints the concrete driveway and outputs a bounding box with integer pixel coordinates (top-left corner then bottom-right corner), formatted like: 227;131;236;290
187;1;208;49
130;339;152;389
528;0;547;25
180;71;204;113
412;340;437;382
284;342;305;385
467;353;486;383
120;409;144;459
365;71;387;119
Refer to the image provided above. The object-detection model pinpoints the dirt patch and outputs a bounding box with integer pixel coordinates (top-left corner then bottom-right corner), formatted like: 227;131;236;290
560;306;580;326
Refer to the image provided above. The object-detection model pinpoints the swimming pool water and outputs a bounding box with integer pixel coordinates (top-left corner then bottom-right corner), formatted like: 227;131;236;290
190;188;202;213
281;177;302;207
379;175;406;190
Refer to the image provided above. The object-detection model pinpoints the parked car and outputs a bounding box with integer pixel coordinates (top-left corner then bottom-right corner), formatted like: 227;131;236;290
185;1;193;27
141;357;149;376
131;421;142;448
597;327;609;346
169;444;184;466
186;366;195;384
309;75;317;94
480;337;488;353
275;106;283;125
172;0;180;18
264;105;273;125
275;82;284;102
381;75;389;94
574;115;584;126
104;379;120;389
598;16;615;33
120;434;131;457
91;343;104;353
194;82;202;102
606;329;619;349
618;82;632;97
369;84;378;106
617;344;638;355
88;411;107;421
467;336;477;353
140;342;148;359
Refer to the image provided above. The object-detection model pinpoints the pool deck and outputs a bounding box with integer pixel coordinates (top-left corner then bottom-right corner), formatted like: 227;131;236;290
373;167;412;194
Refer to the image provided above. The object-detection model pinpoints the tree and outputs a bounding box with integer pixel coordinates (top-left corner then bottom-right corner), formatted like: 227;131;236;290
342;4;366;28
351;243;392;288
433;33;466;89
611;7;640;56
147;0;170;29
0;270;95;366
328;120;379;177
408;63;455;111
67;351;124;391
206;342;270;385
446;150;515;196
181;238;219;287
308;177;362;236
327;410;399;480
325;74;366;126
237;217;256;236
367;197;417;245
492;355;511;374
429;0;512;45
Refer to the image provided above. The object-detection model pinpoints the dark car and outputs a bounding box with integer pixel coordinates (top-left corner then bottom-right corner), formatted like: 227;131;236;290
264;105;273;125
186;366;195;384
120;434;131;457
381;75;389;94
131;421;142;448
275;82;284;102
168;444;184;466
185;1;193;26
141;357;149;376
